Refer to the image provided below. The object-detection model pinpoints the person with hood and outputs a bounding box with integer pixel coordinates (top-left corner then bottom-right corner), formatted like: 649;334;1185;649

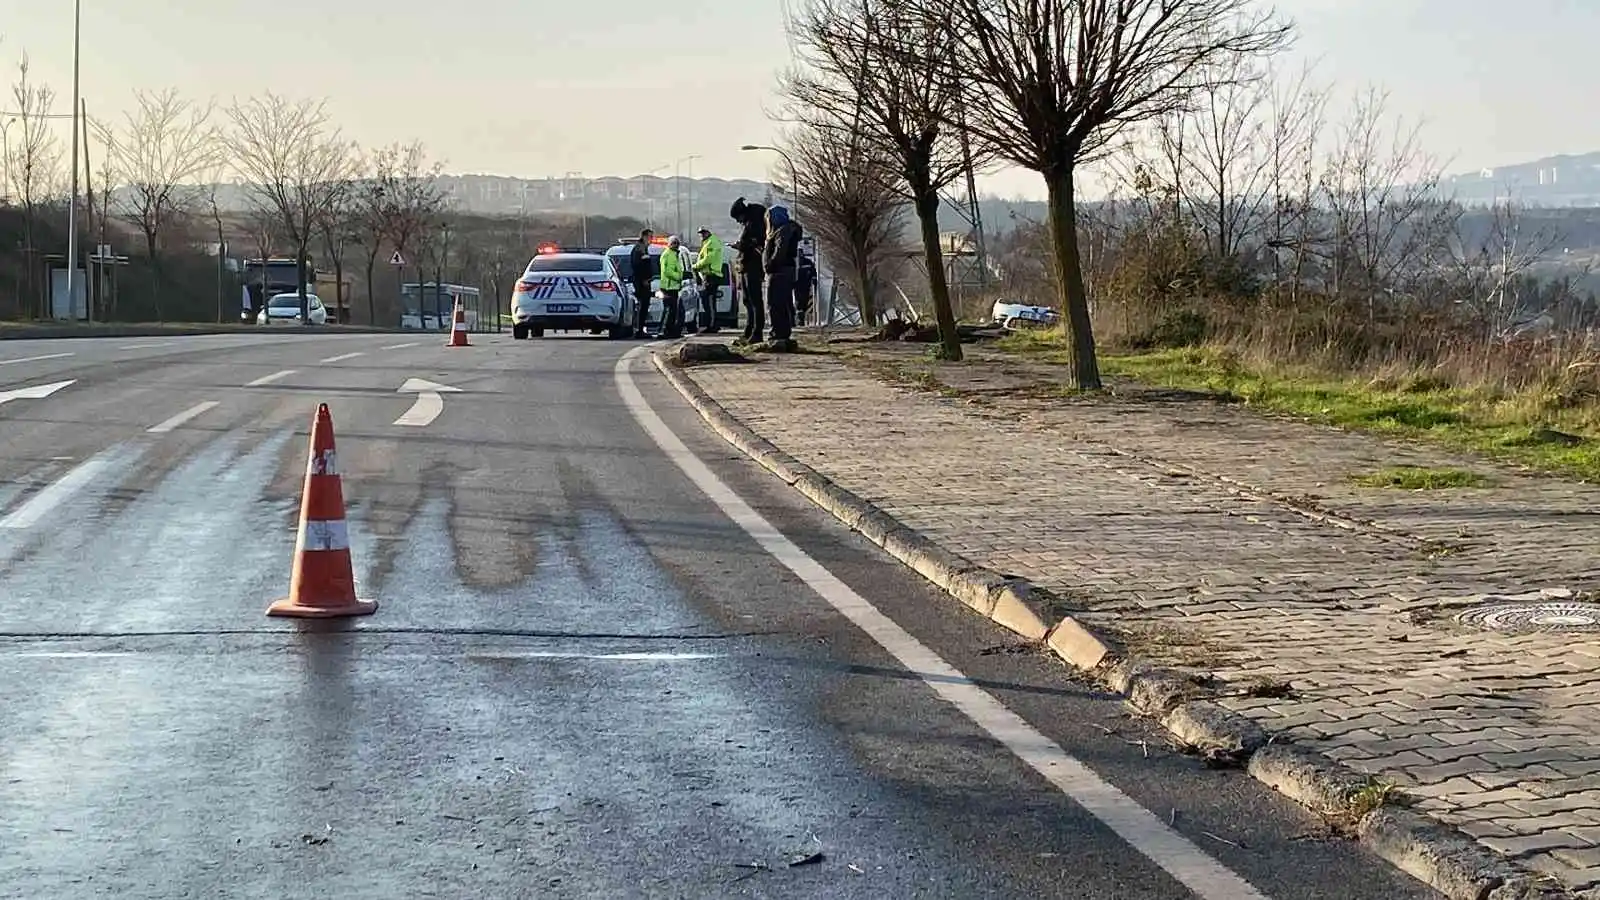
628;229;655;337
794;249;817;326
691;226;725;333
729;197;767;344
659;234;687;339
762;205;803;350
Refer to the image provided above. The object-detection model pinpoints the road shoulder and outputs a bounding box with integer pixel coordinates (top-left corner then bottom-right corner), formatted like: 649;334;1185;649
652;337;1586;900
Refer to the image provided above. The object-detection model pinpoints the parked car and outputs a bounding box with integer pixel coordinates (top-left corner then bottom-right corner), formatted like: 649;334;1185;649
257;292;329;326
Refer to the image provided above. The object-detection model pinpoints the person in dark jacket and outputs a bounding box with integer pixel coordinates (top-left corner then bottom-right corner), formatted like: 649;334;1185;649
794;250;817;326
729;198;766;345
762;205;802;349
628;229;655;337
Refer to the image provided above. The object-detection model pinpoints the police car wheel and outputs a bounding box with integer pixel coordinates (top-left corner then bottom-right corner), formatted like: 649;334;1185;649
512;323;529;340
531;326;545;338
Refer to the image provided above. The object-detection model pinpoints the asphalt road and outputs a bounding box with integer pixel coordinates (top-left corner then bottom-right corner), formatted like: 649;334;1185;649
0;330;1441;899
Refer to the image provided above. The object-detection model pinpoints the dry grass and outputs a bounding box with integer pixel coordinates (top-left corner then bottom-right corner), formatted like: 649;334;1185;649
999;326;1600;481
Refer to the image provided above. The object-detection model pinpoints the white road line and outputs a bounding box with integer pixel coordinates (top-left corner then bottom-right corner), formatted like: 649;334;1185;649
120;343;169;350
245;369;296;387
614;347;1270;900
465;651;721;661
147;401;220;434
0;352;73;366
320;351;365;363
381;342;421;350
0;456;115;529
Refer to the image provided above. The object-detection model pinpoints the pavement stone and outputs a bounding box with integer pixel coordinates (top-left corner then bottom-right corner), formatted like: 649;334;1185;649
676;342;1600;896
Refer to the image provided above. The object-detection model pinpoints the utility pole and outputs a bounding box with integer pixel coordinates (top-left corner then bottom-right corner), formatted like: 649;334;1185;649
81;98;96;323
65;0;82;321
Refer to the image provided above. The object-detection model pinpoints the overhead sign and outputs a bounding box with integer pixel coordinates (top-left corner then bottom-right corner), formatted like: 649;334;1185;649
389;251;406;266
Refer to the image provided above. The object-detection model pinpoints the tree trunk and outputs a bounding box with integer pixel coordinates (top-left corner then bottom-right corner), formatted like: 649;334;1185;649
913;188;961;361
1044;167;1101;390
364;247;380;327
143;229;164;322
332;259;345;324
296;249;310;320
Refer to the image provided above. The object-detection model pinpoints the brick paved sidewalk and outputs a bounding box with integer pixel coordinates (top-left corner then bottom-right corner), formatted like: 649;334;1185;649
677;343;1600;897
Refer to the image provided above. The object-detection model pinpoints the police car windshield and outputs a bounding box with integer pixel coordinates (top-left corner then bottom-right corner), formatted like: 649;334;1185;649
529;256;604;272
268;295;305;308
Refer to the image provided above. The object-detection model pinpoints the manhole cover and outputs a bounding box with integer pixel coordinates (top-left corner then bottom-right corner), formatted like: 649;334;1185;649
1456;602;1600;632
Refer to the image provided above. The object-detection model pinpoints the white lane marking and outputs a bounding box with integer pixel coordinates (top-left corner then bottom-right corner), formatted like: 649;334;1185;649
245;369;296;387
381;342;421;350
465;651;721;661
146;401;221;434
0;456;116;529
0;352;73;366
320;351;365;363
614;348;1270;900
119;343;170;350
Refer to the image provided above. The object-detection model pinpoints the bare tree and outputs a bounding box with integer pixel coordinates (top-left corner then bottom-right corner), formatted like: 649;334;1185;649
777;119;905;329
1317;89;1457;312
936;0;1291;387
787;0;983;358
4;53;63;318
1168;54;1276;261
196;160;232;323
351;141;444;325
315;161;359;323
94;89;220;320
1261;63;1331;305
224;94;356;320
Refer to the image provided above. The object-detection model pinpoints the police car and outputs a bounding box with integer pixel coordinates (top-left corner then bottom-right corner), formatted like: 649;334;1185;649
605;235;740;331
510;244;636;339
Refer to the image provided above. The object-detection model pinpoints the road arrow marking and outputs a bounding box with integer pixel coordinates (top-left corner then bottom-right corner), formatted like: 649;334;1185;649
0;379;75;407
395;377;461;427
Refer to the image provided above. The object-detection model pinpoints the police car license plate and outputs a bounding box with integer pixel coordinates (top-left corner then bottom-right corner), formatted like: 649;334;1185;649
547;304;580;314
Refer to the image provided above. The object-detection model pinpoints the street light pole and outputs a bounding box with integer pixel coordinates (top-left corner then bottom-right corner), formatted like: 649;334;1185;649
673;155;700;236
65;0;82;322
741;144;804;320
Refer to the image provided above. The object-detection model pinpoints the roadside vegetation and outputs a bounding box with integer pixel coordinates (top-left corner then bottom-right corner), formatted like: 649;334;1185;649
774;2;1600;481
0;53;642;325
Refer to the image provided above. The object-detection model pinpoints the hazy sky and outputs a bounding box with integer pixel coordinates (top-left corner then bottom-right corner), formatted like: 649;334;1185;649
2;0;1596;199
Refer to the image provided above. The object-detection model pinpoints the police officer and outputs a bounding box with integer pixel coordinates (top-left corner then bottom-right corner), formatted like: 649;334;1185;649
659;235;687;339
629;228;654;337
729;198;766;345
691;226;726;333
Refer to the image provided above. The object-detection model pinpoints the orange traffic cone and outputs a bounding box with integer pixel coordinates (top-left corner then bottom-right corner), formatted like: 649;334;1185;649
267;403;378;618
447;299;470;347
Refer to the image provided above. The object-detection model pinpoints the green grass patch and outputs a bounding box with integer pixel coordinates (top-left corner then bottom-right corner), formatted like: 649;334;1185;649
993;334;1600;481
1351;466;1489;490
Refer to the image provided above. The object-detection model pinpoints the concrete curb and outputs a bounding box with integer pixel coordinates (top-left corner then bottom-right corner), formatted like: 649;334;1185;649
0;324;413;340
650;350;1581;900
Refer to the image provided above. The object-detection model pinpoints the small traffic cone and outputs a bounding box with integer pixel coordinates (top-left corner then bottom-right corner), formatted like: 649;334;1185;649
267;403;378;618
447;299;470;347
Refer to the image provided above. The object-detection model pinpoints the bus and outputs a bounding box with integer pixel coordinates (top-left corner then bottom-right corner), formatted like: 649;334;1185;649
400;282;482;330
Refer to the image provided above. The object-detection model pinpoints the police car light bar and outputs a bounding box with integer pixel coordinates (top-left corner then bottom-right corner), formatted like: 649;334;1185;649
536;242;560;255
